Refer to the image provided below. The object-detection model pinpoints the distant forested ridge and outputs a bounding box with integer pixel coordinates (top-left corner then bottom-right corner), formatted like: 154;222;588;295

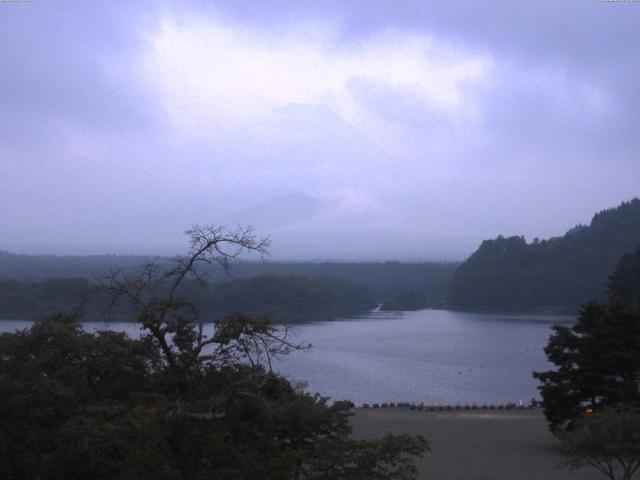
448;198;640;311
197;275;376;321
0;275;375;322
0;251;151;280
0;254;458;313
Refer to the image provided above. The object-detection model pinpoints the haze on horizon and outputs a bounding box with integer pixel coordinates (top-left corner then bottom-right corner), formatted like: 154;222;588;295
2;1;639;261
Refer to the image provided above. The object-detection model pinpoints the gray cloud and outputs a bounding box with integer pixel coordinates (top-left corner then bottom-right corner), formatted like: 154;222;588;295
1;1;639;259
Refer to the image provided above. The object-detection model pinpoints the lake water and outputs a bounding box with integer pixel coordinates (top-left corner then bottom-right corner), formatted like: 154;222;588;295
0;309;573;406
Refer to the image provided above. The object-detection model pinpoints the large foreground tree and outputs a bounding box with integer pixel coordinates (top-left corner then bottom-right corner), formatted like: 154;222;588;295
0;225;428;480
533;245;640;432
533;246;640;480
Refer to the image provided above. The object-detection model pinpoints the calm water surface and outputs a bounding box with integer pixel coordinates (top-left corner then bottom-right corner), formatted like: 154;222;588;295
1;310;573;406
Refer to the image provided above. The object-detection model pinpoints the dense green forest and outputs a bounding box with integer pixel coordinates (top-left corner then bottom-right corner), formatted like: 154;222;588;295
448;199;640;310
0;251;151;280
0;255;457;318
0;278;93;321
0;275;376;323
200;275;375;319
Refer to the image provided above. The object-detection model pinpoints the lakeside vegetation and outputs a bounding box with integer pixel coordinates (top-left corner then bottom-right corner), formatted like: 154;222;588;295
0;255;457;321
0;275;376;323
0;252;458;303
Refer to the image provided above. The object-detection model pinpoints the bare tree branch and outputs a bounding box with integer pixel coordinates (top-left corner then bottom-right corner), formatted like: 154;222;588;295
99;225;304;379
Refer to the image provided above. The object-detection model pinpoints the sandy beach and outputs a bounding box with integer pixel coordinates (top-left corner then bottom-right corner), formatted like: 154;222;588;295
351;408;603;480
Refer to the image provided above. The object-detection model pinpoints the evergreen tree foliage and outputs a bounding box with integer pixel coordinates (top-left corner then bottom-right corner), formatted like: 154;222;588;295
608;245;640;310
533;245;640;432
0;275;376;322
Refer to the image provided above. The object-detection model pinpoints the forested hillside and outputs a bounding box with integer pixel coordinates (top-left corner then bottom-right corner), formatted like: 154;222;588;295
448;199;640;310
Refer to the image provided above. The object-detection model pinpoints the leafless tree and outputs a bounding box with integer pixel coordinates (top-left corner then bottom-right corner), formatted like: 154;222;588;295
103;225;306;373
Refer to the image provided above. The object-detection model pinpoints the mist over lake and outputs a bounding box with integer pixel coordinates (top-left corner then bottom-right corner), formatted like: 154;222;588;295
1;309;572;406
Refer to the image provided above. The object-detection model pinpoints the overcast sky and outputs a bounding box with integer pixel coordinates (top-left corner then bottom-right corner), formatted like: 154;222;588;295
2;0;639;260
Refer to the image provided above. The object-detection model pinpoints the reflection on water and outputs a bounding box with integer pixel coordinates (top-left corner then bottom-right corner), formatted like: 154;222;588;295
0;309;574;405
